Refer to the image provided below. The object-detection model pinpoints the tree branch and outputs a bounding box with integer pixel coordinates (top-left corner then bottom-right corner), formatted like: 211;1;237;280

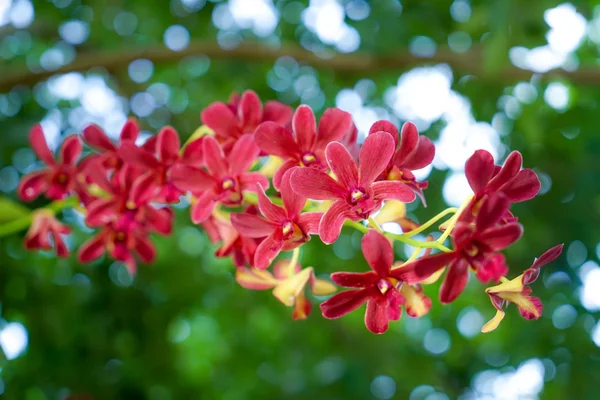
0;39;598;92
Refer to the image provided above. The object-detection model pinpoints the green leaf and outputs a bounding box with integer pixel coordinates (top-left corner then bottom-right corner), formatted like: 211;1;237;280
0;196;30;224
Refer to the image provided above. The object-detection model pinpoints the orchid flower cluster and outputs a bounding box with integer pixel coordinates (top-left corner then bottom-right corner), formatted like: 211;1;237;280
10;90;563;334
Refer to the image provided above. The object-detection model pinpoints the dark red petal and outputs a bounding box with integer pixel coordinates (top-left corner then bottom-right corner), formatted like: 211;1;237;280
231;213;276;238
279;168;305;219
365;295;397;334
238;90;262;129
292;105;317;151
500;169;540;202
362;229;393;277
372;181;416;203
51;230;69;258
135;235;156;263
85;198;118;226
228;134;260;176
202;136;228;179
59;136;82;166
325;142;358;188
263;101;293;126
130;172;159;206
369;120;399;148
315;108;354;150
78;233;106;263
254;122;300;159
519;295;543;320
120;118;140;141
254;233;283;270
201;102;240;139
465;150;495;194
487;151;522;193
478;223;523;251
391;251;458;284
18;171;48;201
439;258;470;303
331;271;379;288
83;124;115;152
145;207;173;235
168;165;216;192
319;200;353;244
181;137;205;167
157;126;180;164
118;142;161;169
257;184;287;223
191;192;216;224
290;167;346;200
320;287;374;319
530;243;564;271
399;136;435;170
359;131;395;186
239;172;269;192
272;160;298;190
394;122;419;164
475;193;510;232
29;124;56;165
297;212;323;235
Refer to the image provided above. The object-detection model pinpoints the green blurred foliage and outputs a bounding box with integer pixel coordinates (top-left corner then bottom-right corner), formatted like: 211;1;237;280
0;0;599;399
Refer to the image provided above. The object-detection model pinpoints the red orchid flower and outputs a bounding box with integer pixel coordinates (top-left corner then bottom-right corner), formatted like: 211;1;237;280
24;210;71;257
291;131;416;244
369;121;435;205
78;217;156;274
203;206;262;268
400;193;523;303
168;134;267;223
201;90;293;153
118;126;205;203
254;105;356;189
320;230;428;334
84;164;173;236
482;244;563;332
231;168;323;269
465;149;541;207
18;125;82;202
82;118;140;169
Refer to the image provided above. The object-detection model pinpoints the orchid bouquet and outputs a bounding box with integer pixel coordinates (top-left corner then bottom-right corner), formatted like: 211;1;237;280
5;90;563;335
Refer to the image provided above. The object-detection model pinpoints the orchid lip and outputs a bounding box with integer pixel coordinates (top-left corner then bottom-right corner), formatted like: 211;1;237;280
349;188;366;204
301;152;317;167
221;178;235;190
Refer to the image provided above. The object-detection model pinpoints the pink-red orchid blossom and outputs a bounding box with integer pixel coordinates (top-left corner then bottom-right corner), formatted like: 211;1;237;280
231;168;323;269
320;229;430;334
291;131;416;244
254;105;356;189
465;150;541;206
18;125;82;202
82;118;140;169
84;164;173;236
118;126;205;203
482;244;563;332
168;134;268;223
400;193;523;303
24;210;71;257
369;121;435;204
201;90;293;153
78;218;156;274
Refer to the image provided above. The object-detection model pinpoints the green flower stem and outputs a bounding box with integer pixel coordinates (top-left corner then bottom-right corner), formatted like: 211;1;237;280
0;196;78;238
343;220;452;253
403;207;458;238
367;217;384;233
437;195;473;244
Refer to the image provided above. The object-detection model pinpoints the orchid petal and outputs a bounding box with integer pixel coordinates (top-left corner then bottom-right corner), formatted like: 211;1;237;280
157;126;180;164
202;136;228;179
254;122;300;159
83;124;115;152
239;172;269;192
372;181;416;203
190;191;217;224
297;212;323;235
439;258;470;303
369;120;399;147
263;101;293;126
18;171;48;201
254;233;283;270
231;213;276;238
29;125;56;165
325;142;358;188
315;108;354;150
290;168;345;200
168;165;216;192
257;184;288;223
465;150;495;194
330;271;378;288
236;267;278;290
358;131;395;186
279;168;306;218
228;134;260;175
201;102;240;139
362;230;393;277
120;118;140;141
238;90;262;129
479;222;523;251
292;105;317;151
319;200;353;244
320;287;373;319
500;169;540;202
